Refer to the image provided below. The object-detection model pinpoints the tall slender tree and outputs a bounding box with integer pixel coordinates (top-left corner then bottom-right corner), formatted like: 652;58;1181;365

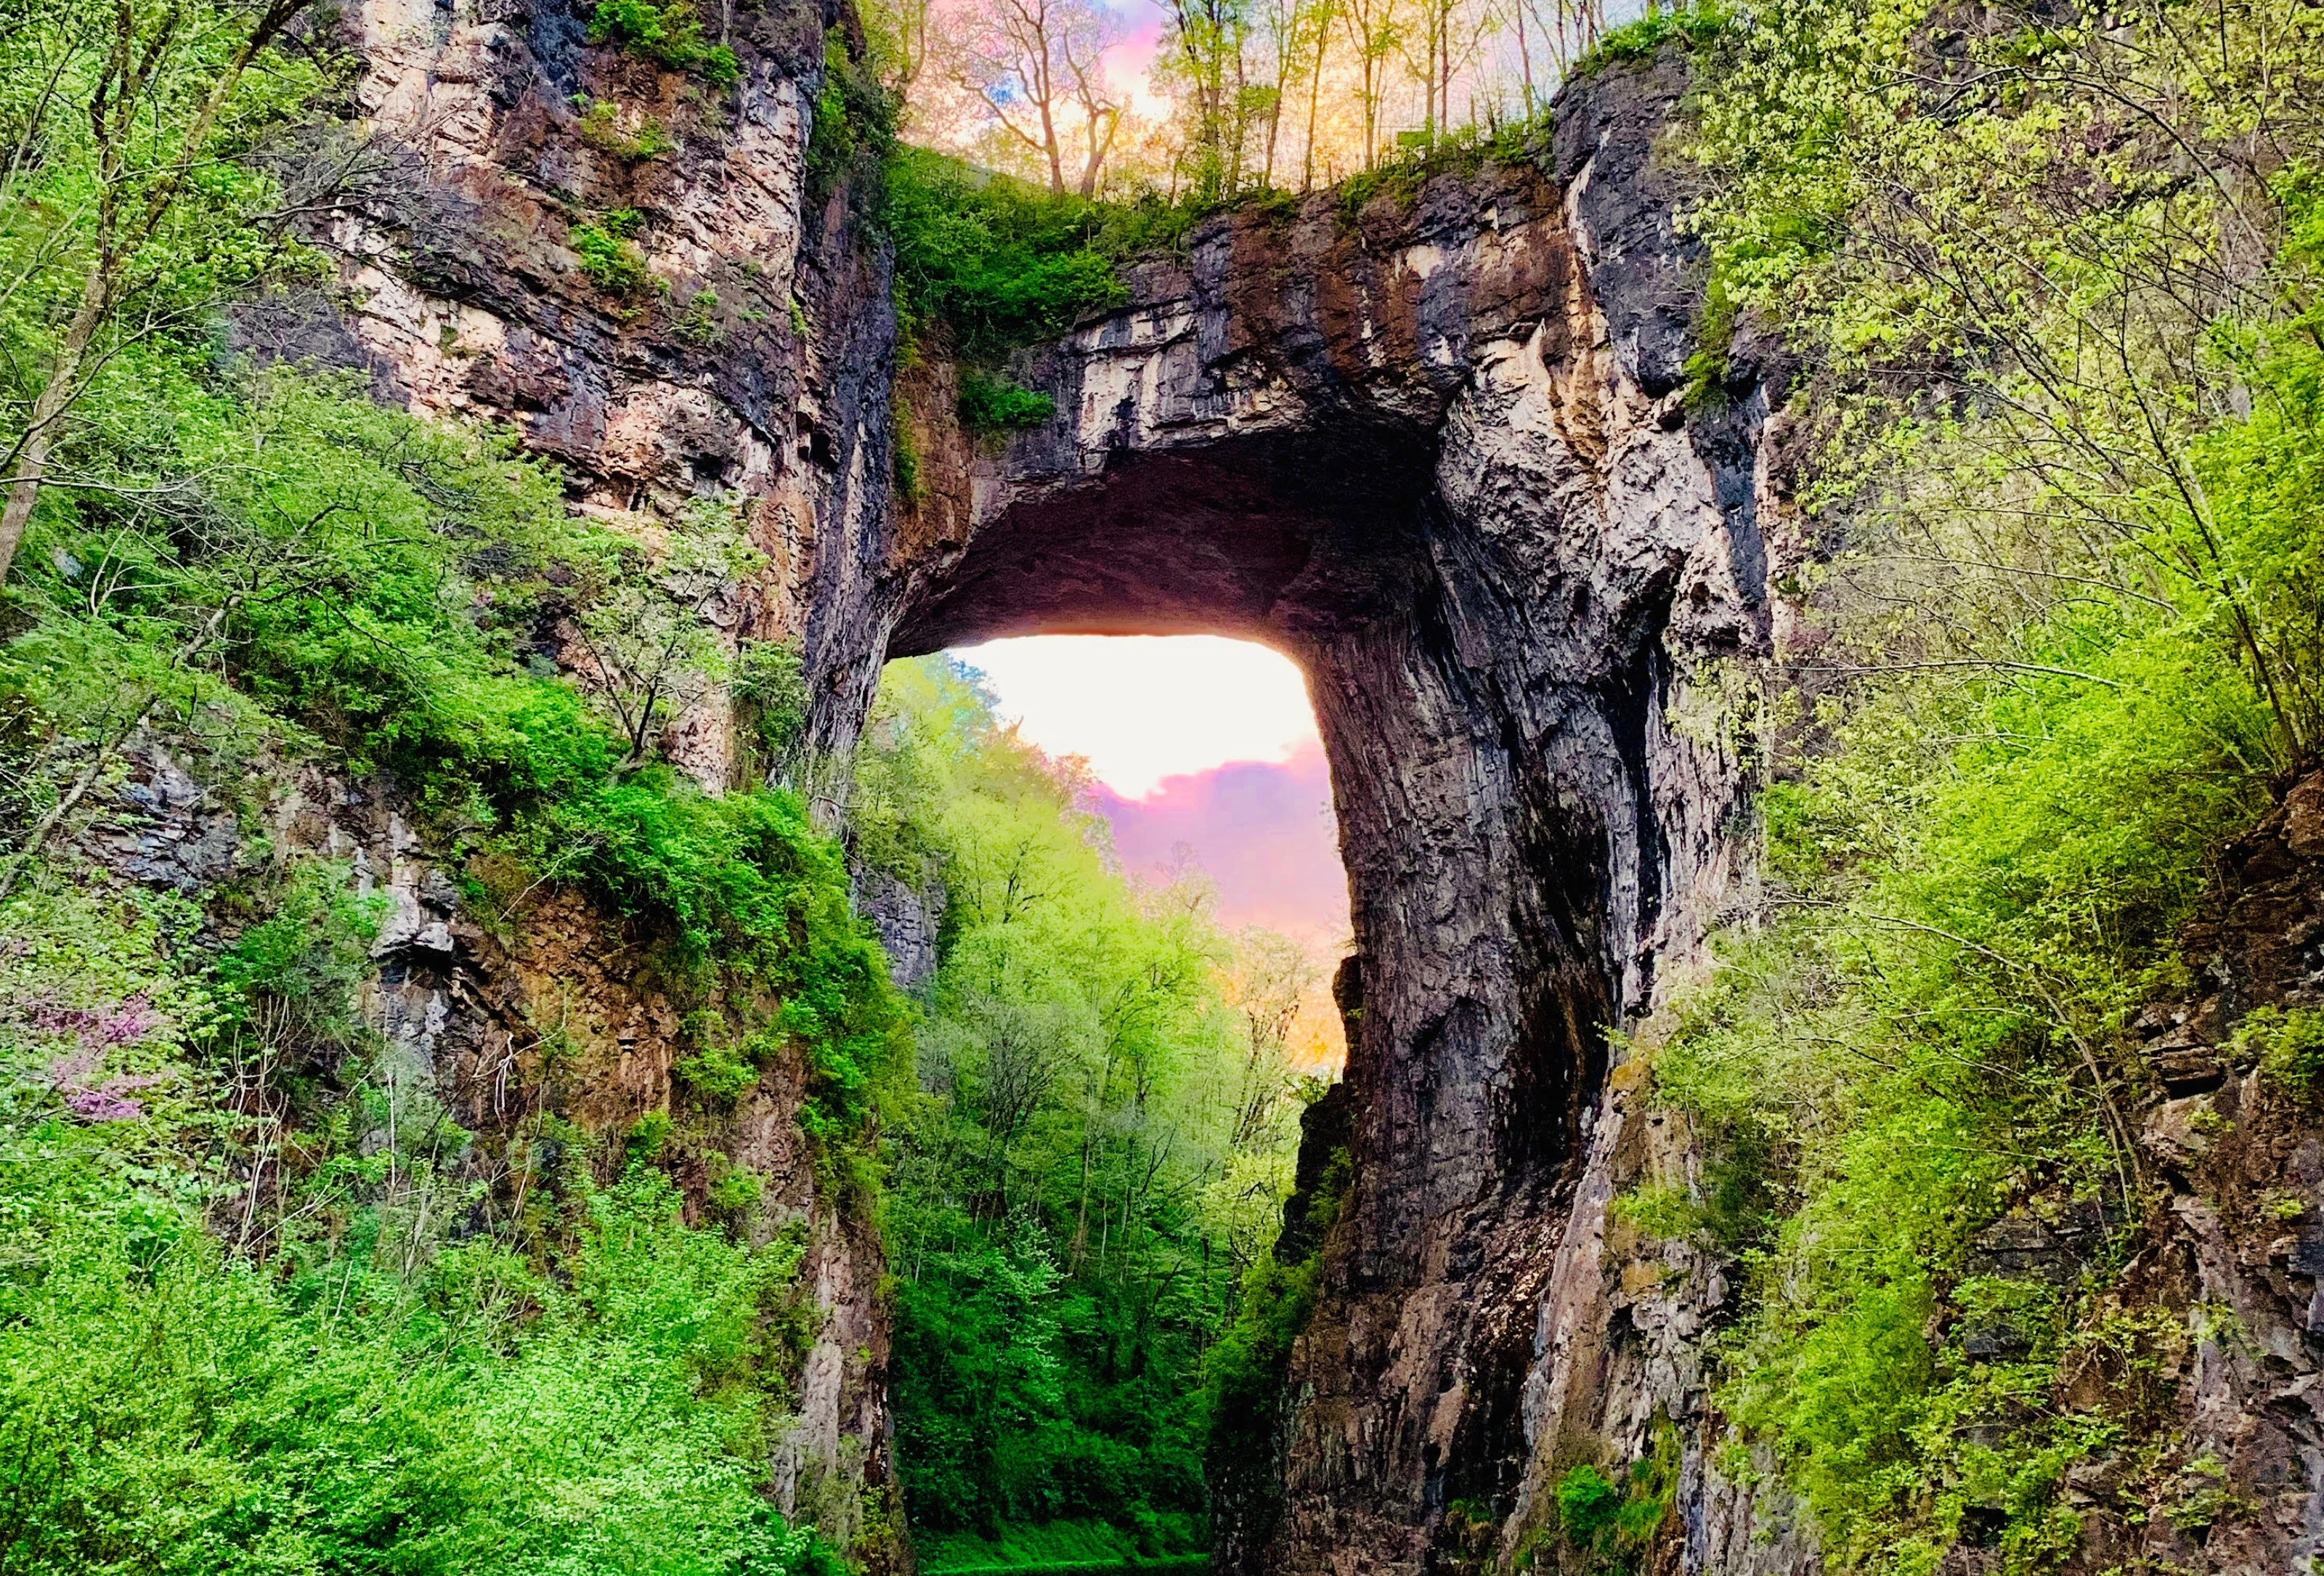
0;0;320;586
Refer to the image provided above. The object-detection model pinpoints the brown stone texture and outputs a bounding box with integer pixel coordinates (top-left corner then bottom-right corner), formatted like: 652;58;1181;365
210;0;912;1553
829;49;1804;1576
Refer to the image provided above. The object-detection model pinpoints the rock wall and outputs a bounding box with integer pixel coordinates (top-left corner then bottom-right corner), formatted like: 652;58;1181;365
269;11;1780;1557
220;0;910;1552
256;7;2324;1569
842;51;1809;1576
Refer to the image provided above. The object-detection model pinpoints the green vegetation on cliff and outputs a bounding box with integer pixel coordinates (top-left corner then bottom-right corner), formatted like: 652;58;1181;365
1622;0;2324;1567
0;1;903;1569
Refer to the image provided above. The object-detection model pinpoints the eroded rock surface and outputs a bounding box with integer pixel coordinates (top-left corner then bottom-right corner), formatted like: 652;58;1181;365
273;9;2324;1570
232;0;909;1548
834;52;1809;1576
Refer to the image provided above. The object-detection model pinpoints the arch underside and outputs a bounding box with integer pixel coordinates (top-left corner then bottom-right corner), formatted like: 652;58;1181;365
883;428;1434;657
871;372;1759;1576
841;54;1775;1572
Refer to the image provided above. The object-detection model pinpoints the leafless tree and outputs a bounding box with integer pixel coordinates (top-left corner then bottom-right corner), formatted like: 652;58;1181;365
943;0;1125;196
1223;928;1320;1151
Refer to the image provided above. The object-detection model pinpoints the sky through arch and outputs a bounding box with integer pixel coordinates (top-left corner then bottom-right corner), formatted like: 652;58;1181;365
953;635;1352;946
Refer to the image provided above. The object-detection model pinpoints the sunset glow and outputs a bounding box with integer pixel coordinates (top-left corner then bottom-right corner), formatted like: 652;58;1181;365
955;634;1351;947
957;634;1322;801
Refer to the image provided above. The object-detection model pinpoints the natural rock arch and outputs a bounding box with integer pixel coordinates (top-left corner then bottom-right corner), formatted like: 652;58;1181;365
296;4;1808;1565
810;56;1802;1576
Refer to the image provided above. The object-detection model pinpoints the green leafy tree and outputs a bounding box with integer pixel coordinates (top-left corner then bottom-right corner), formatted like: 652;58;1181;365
863;657;1333;1549
0;0;328;584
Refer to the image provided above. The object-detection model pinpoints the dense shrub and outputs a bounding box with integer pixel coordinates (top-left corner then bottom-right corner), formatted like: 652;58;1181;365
0;1117;809;1574
956;371;1057;434
588;0;738;86
885;148;1130;359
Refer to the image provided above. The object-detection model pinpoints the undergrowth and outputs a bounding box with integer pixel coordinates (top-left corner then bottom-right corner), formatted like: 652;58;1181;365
1626;0;2324;1568
588;0;738;86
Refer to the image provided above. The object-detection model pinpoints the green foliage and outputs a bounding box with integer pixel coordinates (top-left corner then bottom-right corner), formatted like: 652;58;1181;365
1548;1426;1677;1574
574;213;654;297
2234;1007;2324;1098
884;148;1131;360
1195;1251;1319;1532
808;31;898;208
893;391;925;501
1570;3;1728;78
588;0;739;86
1330;110;1554;220
1198;1145;1346;1553
216;861;389;1052
1556;1466;1625;1545
0;873;830;1572
735;638;811;771
0;1121;810;1574
0;9;908;1569
863;659;1328;1555
526;776;903;1094
680;1038;763;1103
1641;0;2324;1566
578;95;677;161
958;372;1057;434
916;1519;1208;1576
0;0;341;580
678;285;726;345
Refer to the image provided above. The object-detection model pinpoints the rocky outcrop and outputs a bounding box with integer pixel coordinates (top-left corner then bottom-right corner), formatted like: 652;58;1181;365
216;0;910;1552
197;1;2324;1565
239;0;900;790
65;732;906;1561
272;2;1809;1561
829;51;1805;1576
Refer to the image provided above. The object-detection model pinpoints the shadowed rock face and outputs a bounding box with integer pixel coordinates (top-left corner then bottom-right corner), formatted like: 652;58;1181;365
819;52;1808;1576
305;10;2324;1567
318;4;1803;1563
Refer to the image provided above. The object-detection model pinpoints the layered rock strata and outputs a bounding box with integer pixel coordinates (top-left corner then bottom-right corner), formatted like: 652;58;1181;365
220;0;909;1548
291;9;1801;1567
840;53;1803;1576
280;4;2324;1569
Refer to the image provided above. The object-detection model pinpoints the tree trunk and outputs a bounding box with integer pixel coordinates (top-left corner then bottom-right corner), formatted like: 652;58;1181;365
1304;18;1328;190
0;269;106;585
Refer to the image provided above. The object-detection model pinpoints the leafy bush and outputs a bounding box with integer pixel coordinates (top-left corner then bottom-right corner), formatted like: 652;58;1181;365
1549;1428;1676;1573
216;861;387;1052
958;371;1057;434
885;148;1129;359
588;0;739;86
573;212;653;297
1556;1465;1625;1545
0;1134;810;1574
807;31;896;207
1570;1;1728;77
577;96;676;161
2235;1007;2324;1098
736;638;810;768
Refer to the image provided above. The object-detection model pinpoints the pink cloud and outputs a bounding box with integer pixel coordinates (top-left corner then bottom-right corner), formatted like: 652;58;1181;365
1092;741;1350;942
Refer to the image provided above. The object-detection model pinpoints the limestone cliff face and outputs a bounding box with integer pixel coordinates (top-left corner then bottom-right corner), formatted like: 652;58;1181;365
298;14;1803;1567
222;0;909;1553
848;53;1808;1576
269;9;2324;1568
